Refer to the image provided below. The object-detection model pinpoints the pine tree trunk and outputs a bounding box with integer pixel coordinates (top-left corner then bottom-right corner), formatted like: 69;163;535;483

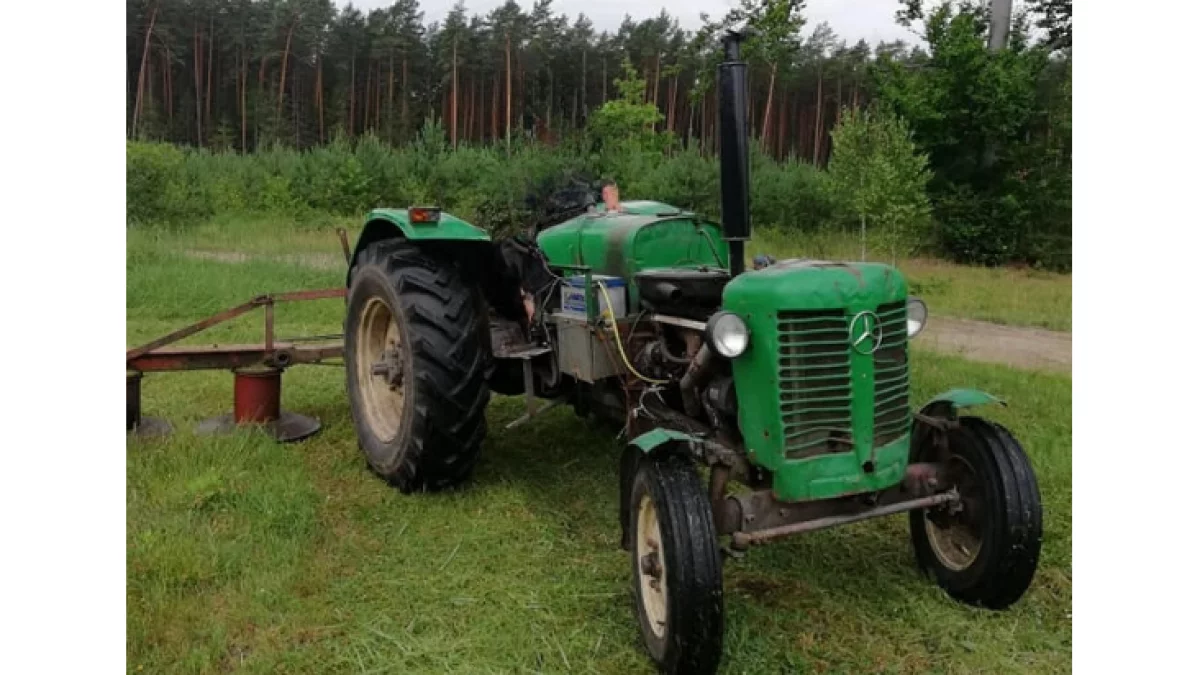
505;32;512;150
667;74;677;132
651;53;661;111
193;22;203;146
146;51;156;132
812;67;823;165
835;75;842;126
205;15;214;133
388;52;395;143
276;18;296;125
491;74;499;142
164;47;172;122
477;77;484;142
451;38;458;148
348;54;356;136
316;58;324;144
686;97;695;147
545;67;553;134
132;2;157;138
580;47;587;126
465;76;473;144
776;91;785;159
376;61;383;131
240;47;247;150
760;62;777;152
401;56;408;138
293;59;300;148
364;59;372;132
601;58;607;102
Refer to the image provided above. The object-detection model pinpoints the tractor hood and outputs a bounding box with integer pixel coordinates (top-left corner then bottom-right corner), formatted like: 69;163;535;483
722;259;908;313
536;201;730;308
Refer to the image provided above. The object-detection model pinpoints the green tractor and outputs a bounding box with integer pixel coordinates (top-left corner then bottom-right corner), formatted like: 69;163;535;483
341;31;1041;675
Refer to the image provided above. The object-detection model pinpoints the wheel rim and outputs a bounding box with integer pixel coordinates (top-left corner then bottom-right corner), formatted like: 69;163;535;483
924;456;983;571
636;493;668;639
356;296;407;443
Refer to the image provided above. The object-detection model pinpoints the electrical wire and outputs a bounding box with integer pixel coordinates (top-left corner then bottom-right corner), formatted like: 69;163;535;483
595;281;669;385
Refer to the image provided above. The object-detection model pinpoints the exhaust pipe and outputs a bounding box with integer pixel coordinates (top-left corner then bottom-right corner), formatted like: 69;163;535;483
718;30;752;277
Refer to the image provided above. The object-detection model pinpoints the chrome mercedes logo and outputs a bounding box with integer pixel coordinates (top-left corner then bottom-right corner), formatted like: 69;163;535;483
849;310;884;355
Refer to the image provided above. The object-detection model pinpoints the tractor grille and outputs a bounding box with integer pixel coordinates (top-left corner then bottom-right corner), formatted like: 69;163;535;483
777;310;853;459
873;301;911;446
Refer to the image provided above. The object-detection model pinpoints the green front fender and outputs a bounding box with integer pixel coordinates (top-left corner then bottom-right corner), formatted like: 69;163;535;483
347;208;491;283
920;388;1006;417
620;428;703;550
628;428;700;454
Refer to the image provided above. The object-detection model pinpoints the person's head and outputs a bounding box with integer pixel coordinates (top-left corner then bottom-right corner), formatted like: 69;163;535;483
600;180;620;212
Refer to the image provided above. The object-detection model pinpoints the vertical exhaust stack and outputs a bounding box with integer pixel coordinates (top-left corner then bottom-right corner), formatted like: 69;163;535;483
718;30;752;276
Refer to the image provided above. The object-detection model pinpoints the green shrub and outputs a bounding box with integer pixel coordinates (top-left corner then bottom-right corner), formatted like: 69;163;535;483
127;141;195;224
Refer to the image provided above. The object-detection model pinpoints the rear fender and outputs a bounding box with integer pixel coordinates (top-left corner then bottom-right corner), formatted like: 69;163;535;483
346;209;491;285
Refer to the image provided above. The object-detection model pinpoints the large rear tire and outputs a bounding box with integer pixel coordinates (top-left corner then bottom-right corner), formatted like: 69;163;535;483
909;416;1042;609
627;453;724;675
345;240;490;493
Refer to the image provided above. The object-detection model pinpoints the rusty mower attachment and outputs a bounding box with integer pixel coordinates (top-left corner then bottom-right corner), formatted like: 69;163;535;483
126;231;351;443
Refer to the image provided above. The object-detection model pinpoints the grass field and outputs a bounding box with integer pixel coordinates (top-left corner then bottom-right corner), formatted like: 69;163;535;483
162;217;1072;332
127;221;1072;673
752;228;1072;332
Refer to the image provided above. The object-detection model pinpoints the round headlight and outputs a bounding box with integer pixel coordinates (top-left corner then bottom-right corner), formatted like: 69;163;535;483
906;297;928;338
706;311;750;358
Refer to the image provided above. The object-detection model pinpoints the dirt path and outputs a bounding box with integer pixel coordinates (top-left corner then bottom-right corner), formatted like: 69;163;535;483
916;316;1070;373
186;249;1071;373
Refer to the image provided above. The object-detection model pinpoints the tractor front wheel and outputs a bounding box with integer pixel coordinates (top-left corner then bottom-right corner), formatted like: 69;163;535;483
345;240;489;493
627;453;724;675
909;417;1043;609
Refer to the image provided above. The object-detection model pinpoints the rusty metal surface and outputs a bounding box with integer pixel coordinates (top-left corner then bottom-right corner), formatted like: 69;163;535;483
127;371;143;430
126;371;173;438
125;288;346;364
233;368;283;423
717;460;957;538
194;410;321;443
128;342;343;372
337;228;352;265
730;491;959;548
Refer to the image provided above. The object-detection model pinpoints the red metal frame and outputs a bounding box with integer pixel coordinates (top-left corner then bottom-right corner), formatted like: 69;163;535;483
126;288;346;373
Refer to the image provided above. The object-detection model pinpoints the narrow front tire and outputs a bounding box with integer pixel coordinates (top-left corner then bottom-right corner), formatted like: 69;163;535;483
909;416;1043;609
627;453;724;675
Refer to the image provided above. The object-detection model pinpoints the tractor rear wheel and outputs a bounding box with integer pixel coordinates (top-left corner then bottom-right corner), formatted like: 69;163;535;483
345;240;489;493
909;417;1042;609
627;453;724;675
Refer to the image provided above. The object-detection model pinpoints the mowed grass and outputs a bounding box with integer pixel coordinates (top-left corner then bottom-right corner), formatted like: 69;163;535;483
127;223;1071;673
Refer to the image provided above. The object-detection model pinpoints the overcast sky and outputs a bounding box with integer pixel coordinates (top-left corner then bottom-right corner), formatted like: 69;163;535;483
341;0;920;47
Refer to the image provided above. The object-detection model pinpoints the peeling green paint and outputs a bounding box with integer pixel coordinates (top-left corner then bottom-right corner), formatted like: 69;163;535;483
361;208;491;242
723;259;911;502
628;428;698;454
922;388;1006;412
536;202;729;308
